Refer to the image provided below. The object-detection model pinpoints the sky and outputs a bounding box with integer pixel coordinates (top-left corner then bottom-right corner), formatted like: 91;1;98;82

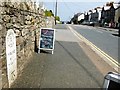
36;0;119;21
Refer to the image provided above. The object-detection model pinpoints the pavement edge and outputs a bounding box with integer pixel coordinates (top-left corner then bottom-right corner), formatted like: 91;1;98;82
67;25;120;72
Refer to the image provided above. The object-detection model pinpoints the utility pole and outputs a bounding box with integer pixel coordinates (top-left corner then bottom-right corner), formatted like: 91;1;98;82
55;0;57;25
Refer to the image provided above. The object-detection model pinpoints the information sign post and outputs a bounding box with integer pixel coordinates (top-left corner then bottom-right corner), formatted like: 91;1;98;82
38;28;55;54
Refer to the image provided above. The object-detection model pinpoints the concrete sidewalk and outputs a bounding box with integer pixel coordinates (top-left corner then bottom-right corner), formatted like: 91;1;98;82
10;27;113;88
0;70;1;89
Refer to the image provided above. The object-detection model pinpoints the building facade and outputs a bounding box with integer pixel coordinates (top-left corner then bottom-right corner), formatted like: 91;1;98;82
101;4;115;27
90;9;99;22
115;6;120;28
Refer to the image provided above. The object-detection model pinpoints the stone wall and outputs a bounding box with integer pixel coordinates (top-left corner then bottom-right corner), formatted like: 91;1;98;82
45;17;55;28
0;0;48;88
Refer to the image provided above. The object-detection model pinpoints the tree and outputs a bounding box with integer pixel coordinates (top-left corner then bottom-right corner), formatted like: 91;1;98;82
45;10;54;17
44;9;61;22
50;10;54;16
55;16;60;21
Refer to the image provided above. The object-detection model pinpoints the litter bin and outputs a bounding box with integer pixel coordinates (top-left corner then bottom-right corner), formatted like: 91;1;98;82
103;72;120;90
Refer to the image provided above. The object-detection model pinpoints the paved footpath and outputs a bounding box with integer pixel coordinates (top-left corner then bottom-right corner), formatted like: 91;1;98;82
0;70;1;89
11;25;115;88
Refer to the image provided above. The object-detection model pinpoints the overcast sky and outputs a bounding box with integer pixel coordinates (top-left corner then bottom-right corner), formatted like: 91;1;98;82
36;0;119;21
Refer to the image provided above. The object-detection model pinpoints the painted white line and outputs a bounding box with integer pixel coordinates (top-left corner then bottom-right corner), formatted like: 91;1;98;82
67;25;120;72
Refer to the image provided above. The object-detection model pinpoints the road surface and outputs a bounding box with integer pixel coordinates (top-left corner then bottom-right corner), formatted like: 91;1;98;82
71;25;119;62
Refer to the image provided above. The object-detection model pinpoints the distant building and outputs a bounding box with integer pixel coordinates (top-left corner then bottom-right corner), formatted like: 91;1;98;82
71;2;119;27
90;9;99;22
96;7;102;22
84;12;89;21
84;7;102;26
88;10;92;22
101;3;116;27
78;13;84;21
114;3;120;28
70;14;78;24
71;13;83;24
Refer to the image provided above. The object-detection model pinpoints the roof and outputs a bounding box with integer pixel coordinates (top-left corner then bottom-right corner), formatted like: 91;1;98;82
92;9;96;13
84;12;88;15
96;7;102;11
88;11;92;15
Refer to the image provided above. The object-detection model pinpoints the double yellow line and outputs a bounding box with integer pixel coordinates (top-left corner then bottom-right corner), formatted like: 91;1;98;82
68;25;120;71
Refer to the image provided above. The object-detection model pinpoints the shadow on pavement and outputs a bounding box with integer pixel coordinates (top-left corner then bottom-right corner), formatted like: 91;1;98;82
40;50;52;54
57;41;102;87
112;34;120;37
11;41;104;88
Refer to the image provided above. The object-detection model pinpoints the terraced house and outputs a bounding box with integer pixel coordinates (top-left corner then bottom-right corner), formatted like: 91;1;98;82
100;2;119;28
114;3;120;28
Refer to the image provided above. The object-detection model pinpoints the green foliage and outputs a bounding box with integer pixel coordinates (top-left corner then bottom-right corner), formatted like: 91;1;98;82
45;10;54;17
44;9;61;21
55;16;60;21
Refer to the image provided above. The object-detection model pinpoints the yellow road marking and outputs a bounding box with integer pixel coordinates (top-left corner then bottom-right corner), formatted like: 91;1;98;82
68;25;120;70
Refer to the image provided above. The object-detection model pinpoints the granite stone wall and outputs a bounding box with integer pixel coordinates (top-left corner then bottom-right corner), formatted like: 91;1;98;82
0;0;53;87
46;17;55;28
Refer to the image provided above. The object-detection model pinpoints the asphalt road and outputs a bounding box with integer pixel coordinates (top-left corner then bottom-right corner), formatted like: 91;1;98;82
11;24;115;88
71;25;119;62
